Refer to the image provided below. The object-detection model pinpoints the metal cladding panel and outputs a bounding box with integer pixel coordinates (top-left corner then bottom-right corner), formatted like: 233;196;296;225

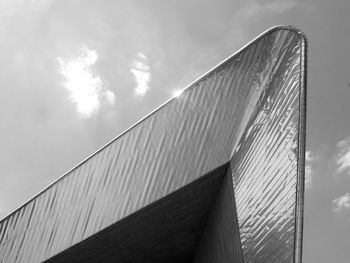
0;26;306;263
192;166;244;263
230;31;305;263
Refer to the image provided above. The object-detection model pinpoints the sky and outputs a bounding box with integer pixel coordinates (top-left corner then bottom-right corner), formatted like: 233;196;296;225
0;0;349;262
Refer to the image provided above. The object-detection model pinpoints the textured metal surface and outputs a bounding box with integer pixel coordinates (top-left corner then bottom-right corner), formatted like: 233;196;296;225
230;33;303;262
0;26;306;263
44;164;228;263
193;166;243;263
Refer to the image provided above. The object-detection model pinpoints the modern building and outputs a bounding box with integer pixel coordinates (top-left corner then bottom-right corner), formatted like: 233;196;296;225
0;26;307;263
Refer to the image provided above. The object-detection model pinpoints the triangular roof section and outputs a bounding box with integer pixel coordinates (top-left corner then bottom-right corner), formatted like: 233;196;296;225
0;25;306;263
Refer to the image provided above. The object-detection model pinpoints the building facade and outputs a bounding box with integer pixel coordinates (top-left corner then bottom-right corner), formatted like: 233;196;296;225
0;26;307;263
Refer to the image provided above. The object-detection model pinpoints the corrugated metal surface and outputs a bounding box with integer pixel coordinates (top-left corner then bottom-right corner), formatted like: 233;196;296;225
193;166;244;263
231;32;303;262
0;26;306;263
44;164;229;263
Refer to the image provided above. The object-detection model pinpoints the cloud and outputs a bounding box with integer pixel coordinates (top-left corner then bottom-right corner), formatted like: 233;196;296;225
305;151;317;189
58;46;115;118
240;0;297;19
333;192;350;212
131;52;151;96
335;136;350;175
103;90;116;105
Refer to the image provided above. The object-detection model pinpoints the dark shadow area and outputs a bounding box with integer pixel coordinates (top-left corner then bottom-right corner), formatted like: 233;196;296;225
193;166;243;263
45;164;229;263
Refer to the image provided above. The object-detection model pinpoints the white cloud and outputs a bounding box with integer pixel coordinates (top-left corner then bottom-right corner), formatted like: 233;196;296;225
58;46;115;118
103;90;116;105
131;52;151;96
333;192;350;212
336;137;350;175
240;0;297;19
305;151;317;189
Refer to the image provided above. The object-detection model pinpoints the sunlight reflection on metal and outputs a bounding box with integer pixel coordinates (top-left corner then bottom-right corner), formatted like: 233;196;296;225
173;89;184;97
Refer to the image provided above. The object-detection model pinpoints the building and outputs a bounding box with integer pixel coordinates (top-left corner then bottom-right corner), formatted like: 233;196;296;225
0;26;307;263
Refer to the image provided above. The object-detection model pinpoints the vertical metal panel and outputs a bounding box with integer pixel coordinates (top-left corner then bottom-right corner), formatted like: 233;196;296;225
193;167;244;263
0;26;306;262
230;29;306;262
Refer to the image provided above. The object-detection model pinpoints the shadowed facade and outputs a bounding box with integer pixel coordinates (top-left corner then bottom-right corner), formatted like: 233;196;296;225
0;26;307;263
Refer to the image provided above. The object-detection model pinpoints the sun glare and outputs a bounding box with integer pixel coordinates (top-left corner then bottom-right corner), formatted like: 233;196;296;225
173;89;184;97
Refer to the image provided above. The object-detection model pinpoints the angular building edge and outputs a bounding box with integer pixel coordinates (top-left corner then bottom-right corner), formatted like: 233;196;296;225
0;25;307;224
0;26;308;263
294;26;308;263
0;25;307;225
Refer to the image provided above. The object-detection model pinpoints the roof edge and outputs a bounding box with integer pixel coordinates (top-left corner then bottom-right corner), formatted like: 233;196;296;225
0;25;308;224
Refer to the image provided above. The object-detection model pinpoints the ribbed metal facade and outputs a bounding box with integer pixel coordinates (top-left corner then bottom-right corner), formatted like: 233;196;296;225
231;34;304;262
0;26;306;263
